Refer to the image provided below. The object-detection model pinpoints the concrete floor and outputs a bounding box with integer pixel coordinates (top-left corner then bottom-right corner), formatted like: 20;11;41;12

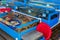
22;30;43;40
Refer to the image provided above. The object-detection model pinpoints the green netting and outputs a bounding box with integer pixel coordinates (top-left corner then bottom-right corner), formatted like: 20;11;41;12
1;0;6;4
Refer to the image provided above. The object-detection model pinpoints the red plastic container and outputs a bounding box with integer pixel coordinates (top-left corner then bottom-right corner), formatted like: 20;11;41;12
0;8;11;13
36;22;52;40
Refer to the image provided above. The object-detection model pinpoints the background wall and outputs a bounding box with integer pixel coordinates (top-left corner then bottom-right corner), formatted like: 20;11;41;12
40;0;60;4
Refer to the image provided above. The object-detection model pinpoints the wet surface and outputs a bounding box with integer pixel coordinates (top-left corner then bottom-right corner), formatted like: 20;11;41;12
51;23;60;40
0;29;14;40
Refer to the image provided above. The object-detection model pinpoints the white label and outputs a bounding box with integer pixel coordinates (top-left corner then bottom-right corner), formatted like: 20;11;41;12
16;38;18;40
